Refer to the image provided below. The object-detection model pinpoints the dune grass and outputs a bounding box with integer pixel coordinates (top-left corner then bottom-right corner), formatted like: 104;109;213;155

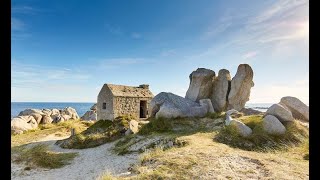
13;144;78;169
57;116;132;149
214;115;309;152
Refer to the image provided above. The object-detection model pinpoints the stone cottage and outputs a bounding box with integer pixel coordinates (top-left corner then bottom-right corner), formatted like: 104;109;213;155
97;84;154;120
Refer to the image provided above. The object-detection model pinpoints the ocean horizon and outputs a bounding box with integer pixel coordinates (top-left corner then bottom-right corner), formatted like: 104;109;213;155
11;102;275;119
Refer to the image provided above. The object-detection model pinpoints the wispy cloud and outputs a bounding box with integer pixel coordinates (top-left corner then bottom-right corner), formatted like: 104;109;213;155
11;18;25;31
242;51;258;60
12;6;37;14
161;49;176;57
245;0;308;44
98;58;155;70
131;32;141;39
12;60;91;89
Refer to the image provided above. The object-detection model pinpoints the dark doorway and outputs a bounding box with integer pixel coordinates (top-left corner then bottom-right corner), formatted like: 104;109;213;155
140;100;147;118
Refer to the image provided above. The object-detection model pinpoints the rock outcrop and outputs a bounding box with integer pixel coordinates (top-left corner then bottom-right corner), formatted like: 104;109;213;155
150;92;209;119
11;107;80;134
199;99;215;113
211;69;231;112
280;96;309;121
11;116;38;135
41;115;53;124
266;103;294;122
81;110;97;121
227;64;254;111
240;108;264;116
61;107;80;120
185;68;215;102
90;104;97;111
262;115;286;135
184;64;254;112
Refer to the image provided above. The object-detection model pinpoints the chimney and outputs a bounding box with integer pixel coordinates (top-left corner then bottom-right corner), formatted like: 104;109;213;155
139;84;149;89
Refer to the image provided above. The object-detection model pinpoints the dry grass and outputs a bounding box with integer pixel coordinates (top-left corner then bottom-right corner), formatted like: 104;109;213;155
57;117;132;149
119;132;309;179
13;144;78;169
214;115;309;151
11;119;91;147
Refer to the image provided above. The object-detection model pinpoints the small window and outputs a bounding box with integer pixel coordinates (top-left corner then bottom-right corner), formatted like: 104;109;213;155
102;103;107;109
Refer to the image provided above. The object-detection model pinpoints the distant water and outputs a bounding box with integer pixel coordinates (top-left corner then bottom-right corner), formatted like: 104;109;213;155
245;103;273;112
11;102;95;118
11;102;272;119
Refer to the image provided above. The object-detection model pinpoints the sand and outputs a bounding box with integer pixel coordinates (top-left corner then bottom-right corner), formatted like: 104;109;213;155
11;133;139;180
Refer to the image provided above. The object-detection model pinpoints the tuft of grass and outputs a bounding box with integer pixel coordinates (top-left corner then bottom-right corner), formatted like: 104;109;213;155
131;147;198;179
14;144;78;169
214;115;309;151
138;117;173;135
205;112;226;119
97;172;116;180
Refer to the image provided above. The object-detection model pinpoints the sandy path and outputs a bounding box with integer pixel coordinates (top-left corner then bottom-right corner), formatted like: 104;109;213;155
11;133;139;180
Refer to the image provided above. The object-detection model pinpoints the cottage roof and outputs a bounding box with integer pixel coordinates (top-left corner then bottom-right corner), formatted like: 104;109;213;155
104;84;154;98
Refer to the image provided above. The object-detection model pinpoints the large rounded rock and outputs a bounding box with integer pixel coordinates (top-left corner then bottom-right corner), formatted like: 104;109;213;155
81;110;97;121
41;115;53;124
280;96;309;121
11;116;38;134
227;64;254;111
266;103;294;122
262;115;286;135
150;92;209;119
129;120;139;134
61;107;79;120
42;109;52;116
51;109;60;116
229;120;252;137
211;69;231;112
18;109;44;116
30;113;43;124
185;68;215;102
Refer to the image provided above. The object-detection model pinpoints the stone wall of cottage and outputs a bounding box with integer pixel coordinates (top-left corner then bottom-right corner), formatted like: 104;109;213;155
97;86;114;120
113;97;152;119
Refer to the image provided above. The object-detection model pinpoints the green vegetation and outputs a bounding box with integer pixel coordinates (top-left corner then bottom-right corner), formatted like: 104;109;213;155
214;115;309;151
139;117;173;135
138;115;225;136
205;111;226;119
13;144;78;169
57;117;132;149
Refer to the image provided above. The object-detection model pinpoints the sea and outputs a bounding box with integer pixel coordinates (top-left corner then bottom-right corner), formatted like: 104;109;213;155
11;102;272;119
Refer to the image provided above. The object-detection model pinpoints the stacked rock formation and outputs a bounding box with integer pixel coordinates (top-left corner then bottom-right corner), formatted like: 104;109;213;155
185;64;254;112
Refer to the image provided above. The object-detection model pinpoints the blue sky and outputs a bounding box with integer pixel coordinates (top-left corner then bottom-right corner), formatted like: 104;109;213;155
12;0;309;104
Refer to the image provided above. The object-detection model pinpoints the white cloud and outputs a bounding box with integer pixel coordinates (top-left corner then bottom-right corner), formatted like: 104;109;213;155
242;51;258;60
